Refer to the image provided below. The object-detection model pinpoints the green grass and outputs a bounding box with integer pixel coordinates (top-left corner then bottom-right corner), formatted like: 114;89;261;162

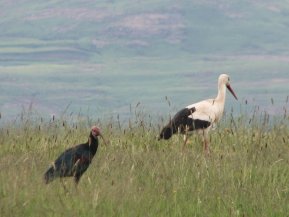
0;110;289;217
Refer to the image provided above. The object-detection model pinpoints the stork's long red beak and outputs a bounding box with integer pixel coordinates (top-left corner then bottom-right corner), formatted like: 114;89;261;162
226;84;238;100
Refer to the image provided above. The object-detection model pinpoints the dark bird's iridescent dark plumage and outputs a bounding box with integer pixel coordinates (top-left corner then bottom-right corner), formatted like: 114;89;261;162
44;126;106;184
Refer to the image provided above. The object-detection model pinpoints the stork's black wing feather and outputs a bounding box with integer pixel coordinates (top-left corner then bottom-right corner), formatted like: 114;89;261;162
159;107;212;140
171;107;196;132
159;107;196;140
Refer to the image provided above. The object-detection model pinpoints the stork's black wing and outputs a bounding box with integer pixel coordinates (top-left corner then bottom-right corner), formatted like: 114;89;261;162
159;107;196;140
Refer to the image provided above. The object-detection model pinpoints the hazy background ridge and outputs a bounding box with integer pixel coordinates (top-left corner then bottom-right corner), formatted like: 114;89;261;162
1;0;289;122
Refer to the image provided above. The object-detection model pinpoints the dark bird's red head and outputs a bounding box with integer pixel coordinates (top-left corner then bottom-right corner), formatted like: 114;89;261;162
90;126;108;146
91;126;101;138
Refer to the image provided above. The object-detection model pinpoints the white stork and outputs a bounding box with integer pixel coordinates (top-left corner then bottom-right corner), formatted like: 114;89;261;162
159;74;238;154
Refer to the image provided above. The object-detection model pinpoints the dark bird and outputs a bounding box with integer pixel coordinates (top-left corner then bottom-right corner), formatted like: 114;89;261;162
44;126;107;185
159;74;238;154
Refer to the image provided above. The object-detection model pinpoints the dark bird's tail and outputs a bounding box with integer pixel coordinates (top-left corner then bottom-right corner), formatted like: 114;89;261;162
44;165;55;184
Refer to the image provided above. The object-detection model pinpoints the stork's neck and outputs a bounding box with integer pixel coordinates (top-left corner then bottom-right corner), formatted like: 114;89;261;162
215;82;226;104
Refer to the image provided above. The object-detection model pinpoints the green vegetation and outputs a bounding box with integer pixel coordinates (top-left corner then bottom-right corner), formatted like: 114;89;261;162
0;109;289;216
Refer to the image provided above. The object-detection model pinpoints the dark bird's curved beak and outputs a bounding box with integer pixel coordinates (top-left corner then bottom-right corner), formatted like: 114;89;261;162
226;84;238;100
99;133;108;146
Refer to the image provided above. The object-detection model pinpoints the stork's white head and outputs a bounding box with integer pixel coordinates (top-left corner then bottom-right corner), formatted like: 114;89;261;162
219;74;238;100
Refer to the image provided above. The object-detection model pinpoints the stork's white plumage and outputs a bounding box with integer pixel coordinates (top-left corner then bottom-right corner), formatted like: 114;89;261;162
159;74;238;154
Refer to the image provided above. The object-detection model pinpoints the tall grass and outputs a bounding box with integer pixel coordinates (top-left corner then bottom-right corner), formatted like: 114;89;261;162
0;107;289;217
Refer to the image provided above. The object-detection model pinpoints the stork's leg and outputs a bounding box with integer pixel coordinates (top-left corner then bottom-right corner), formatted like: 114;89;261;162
202;130;210;155
204;137;210;155
182;126;190;151
183;134;188;145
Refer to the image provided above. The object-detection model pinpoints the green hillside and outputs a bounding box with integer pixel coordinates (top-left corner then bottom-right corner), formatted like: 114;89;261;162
2;0;289;59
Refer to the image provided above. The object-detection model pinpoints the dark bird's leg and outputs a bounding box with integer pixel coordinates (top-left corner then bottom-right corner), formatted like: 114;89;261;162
72;159;80;174
73;176;80;194
60;179;69;194
74;175;81;185
72;159;82;186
